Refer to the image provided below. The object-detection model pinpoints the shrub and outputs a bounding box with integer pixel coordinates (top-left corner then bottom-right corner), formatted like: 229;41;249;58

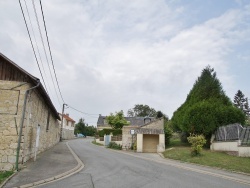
132;142;137;150
107;142;122;150
98;129;122;137
187;134;206;156
164;124;173;146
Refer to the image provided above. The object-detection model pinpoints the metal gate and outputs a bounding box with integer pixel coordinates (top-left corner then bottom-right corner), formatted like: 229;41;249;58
104;135;111;146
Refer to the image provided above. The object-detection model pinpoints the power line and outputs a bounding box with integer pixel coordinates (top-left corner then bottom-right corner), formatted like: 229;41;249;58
18;0;48;93
31;0;61;106
68;105;99;117
23;0;52;96
39;0;65;104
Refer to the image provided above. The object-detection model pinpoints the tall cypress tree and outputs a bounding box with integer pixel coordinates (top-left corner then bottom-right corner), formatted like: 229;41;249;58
172;66;245;143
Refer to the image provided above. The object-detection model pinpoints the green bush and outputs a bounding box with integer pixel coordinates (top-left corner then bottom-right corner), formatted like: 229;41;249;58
164;124;173;146
187;134;206;156
107;142;122;150
133;142;137;151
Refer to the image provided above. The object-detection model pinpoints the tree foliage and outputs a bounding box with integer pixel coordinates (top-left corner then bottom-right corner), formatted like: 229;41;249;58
106;111;130;129
74;118;97;136
233;90;250;117
171;66;245;142
156;111;169;121
127;104;157;117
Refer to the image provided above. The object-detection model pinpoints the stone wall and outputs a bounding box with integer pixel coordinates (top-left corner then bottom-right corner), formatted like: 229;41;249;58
141;118;164;130
0;81;60;171
122;126;138;150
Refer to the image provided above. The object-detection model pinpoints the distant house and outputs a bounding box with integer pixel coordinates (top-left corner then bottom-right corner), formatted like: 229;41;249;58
97;115;155;130
59;113;75;139
0;53;60;171
97;115;165;153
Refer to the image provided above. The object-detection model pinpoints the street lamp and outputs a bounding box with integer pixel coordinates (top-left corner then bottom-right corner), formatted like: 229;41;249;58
60;103;67;141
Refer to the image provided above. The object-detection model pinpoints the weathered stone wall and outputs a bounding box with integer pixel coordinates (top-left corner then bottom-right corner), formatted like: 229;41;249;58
141;118;164;130
122;126;138;150
0;81;60;171
62;128;75;140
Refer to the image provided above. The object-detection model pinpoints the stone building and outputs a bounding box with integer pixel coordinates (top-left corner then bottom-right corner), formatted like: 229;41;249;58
97;115;155;131
0;53;60;171
97;115;165;153
59;113;75;140
122;118;165;153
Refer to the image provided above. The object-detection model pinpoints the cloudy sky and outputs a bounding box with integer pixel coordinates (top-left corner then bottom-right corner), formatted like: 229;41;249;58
1;0;250;125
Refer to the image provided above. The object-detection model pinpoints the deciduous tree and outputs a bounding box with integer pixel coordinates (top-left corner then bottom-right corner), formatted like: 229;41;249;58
127;104;157;117
106;111;130;129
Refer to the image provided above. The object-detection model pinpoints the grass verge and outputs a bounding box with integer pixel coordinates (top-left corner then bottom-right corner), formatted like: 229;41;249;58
0;171;14;184
92;140;104;146
163;147;250;174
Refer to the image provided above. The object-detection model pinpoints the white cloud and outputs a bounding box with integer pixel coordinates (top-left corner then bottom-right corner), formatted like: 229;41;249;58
0;1;250;124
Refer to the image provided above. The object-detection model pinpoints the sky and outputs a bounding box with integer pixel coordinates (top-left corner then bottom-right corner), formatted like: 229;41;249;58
1;0;250;126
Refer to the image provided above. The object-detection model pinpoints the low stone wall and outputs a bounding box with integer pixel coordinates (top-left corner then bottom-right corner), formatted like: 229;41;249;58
211;140;250;157
62;128;75;140
210;141;239;152
238;146;250;157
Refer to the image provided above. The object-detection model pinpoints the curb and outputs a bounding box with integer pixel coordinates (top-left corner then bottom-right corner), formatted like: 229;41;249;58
2;142;84;188
0;171;17;188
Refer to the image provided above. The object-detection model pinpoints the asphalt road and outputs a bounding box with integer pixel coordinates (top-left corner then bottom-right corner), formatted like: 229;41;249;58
39;138;250;188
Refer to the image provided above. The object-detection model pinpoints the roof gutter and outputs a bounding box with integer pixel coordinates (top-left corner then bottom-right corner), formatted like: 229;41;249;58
15;80;40;171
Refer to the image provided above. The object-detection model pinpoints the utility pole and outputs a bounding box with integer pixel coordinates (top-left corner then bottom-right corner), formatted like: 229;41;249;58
60;103;67;142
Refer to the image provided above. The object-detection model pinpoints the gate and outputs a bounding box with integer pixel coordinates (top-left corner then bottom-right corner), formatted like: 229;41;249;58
104;135;111;146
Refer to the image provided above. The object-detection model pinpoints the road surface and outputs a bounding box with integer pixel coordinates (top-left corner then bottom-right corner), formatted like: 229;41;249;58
39;138;250;188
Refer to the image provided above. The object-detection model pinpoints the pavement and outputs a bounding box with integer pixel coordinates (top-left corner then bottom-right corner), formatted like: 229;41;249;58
1;140;84;188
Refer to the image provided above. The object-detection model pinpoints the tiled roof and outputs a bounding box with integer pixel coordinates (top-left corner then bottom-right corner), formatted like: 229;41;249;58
60;113;75;123
97;115;155;127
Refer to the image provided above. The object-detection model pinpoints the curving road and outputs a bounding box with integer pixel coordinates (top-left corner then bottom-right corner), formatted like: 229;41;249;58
39;138;250;188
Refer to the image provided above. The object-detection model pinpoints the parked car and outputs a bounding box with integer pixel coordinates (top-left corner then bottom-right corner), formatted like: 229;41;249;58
77;133;85;138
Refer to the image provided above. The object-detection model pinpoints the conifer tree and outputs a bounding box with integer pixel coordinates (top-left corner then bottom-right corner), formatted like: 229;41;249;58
233;90;250;117
171;66;245;144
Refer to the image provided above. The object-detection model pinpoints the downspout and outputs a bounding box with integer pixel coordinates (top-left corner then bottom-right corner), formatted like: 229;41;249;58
15;80;40;171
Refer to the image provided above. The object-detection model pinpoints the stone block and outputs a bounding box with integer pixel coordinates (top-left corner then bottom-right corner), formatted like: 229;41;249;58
2;155;7;162
3;163;14;171
3;130;10;135
5;149;13;155
10;143;18;149
8;155;16;163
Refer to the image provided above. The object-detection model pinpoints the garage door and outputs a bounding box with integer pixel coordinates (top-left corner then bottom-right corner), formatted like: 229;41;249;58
143;134;159;153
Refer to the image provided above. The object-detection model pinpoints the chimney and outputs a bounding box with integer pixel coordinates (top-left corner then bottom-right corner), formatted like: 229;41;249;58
66;113;69;116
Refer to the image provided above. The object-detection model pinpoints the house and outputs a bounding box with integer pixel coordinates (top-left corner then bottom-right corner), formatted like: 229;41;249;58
59;113;75;139
0;53;60;171
97;115;155;130
97;115;165;153
210;123;250;157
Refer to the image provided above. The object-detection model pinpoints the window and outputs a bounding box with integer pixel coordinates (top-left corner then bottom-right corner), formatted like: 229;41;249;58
46;111;50;131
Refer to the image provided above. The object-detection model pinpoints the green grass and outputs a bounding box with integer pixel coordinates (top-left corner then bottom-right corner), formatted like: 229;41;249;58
167;138;190;148
0;171;14;184
92;140;104;146
163;145;250;174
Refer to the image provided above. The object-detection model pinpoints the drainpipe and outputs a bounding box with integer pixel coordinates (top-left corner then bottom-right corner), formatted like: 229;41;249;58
16;80;40;171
